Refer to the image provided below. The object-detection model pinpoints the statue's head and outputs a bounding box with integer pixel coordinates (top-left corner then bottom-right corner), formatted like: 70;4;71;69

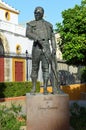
34;6;44;21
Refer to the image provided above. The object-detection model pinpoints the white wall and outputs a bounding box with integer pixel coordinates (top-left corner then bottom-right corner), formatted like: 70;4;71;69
4;32;33;54
0;9;18;24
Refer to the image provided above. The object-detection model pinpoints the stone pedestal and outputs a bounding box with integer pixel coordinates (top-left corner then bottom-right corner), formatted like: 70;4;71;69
26;93;69;130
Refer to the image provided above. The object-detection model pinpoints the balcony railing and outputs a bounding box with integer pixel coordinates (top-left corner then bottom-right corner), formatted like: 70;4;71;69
0;52;32;59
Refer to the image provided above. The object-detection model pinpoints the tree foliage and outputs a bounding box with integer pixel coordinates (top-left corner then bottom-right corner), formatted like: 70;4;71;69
55;0;86;65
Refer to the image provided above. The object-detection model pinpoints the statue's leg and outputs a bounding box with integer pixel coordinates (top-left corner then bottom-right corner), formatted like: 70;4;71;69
52;74;64;94
30;78;37;94
42;54;49;94
31;47;40;94
51;72;57;94
43;79;48;94
53;81;58;94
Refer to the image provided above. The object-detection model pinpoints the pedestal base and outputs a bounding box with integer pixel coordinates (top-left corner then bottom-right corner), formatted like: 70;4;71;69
26;93;69;130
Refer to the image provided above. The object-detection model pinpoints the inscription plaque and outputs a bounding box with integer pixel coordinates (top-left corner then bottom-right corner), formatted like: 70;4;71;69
26;94;69;130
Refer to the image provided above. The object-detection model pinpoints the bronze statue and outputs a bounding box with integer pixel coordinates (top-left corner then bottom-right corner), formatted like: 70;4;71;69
26;7;62;94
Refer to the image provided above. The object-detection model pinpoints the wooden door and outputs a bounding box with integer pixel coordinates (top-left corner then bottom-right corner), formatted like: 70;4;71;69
0;58;4;82
15;61;23;81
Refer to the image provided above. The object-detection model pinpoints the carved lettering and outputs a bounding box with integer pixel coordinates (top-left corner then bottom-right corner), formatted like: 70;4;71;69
39;106;58;110
44;97;53;101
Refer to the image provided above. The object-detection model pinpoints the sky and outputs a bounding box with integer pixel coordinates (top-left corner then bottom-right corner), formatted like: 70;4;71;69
3;0;81;29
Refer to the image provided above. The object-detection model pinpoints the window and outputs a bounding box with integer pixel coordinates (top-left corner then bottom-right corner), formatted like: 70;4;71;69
5;11;10;21
16;45;21;54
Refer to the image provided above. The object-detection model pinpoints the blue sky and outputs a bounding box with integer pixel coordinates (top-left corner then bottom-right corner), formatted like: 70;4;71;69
3;0;81;29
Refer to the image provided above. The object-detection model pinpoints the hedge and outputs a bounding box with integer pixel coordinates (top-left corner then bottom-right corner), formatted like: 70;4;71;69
0;82;40;98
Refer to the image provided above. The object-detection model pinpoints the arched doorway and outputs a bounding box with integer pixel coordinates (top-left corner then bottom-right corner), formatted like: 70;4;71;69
0;32;10;82
0;38;4;82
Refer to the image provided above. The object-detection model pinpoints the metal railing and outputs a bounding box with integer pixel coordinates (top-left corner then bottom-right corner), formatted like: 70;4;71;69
0;52;32;59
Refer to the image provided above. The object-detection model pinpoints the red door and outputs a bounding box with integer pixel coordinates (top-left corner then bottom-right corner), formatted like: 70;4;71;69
0;58;4;82
15;61;23;81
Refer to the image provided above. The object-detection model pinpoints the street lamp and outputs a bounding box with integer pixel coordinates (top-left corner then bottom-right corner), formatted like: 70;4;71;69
26;50;28;81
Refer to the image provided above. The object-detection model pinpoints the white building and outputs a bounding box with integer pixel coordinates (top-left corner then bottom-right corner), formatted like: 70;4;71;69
0;0;33;82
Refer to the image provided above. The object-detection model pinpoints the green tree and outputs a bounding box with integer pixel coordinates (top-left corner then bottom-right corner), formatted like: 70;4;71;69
55;0;86;65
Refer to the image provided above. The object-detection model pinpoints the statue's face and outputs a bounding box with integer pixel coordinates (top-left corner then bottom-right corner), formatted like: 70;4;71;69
34;7;44;21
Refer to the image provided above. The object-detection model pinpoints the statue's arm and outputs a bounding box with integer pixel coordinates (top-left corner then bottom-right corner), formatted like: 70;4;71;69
51;28;57;55
26;23;39;41
51;28;57;71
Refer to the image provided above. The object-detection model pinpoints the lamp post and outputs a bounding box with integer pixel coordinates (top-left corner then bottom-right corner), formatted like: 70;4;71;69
26;50;28;81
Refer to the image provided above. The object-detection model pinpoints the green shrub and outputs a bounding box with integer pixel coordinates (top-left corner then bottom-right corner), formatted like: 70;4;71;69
70;102;86;130
81;67;86;83
0;81;40;98
0;104;26;130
